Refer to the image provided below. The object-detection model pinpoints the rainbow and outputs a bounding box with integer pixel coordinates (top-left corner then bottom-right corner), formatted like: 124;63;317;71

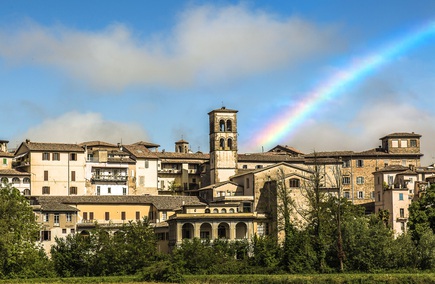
246;20;435;151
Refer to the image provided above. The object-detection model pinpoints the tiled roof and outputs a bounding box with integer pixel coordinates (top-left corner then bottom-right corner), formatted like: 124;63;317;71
23;142;84;152
157;152;209;160
207;107;238;114
305;148;422;158
0;151;13;157
0;169;30;176
373;165;409;173
380;132;421;139
31;195;205;211
268;145;305;155
238;153;304;163
123;144;155;159
132;141;160;148
79;141;118;148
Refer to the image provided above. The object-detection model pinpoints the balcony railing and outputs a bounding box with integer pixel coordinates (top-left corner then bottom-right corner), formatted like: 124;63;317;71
91;175;128;182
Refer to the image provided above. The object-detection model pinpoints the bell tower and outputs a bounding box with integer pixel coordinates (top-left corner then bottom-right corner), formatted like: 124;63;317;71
208;107;238;184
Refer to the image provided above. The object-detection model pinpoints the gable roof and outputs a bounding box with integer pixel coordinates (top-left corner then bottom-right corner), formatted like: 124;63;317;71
16;141;84;153
380;132;421;139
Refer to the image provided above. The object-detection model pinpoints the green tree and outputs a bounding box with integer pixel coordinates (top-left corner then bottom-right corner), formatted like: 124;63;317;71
0;182;53;278
408;184;435;242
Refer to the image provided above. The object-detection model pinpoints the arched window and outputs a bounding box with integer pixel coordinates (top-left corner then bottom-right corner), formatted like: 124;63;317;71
229;208;235;213
205;208;210;213
23;177;30;184
227;138;233;150
12;177;20;185
219;138;225;150
23;189;31;196
1;177;8;184
213;208;219;213
289;178;300;188
221;208;227;213
219;120;225;132
226;120;232;131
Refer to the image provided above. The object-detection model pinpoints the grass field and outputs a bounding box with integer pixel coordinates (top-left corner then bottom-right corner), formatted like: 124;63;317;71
2;273;435;284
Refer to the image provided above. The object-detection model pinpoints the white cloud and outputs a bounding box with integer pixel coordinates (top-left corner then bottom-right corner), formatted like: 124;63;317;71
287;103;435;165
0;4;339;90
20;112;149;144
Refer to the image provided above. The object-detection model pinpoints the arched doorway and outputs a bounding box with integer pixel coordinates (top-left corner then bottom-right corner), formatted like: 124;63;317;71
236;222;247;239
182;223;194;239
217;222;230;239
200;223;212;239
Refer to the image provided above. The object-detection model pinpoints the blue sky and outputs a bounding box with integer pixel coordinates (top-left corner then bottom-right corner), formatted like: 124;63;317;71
1;1;435;164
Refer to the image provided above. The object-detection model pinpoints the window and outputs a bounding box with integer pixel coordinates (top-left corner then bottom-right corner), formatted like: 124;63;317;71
136;211;140;220
392;140;399;147
401;222;406;232
257;223;264;236
342;176;351;185
242;165;247;169
246;178;250;188
42;186;50;194
96;186;100;195
221;208;227;213
2;158;6;165
44;170;48;181
66;213;72;222
219;138;225;149
69;153;77;161
400;208;405;218
255;165;263;169
71;171;76;181
62;229;67;234
356;160;364;167
378;191;381;202
377;176;380;185
1;177;8;184
356;177;364;184
71;228;75;234
23;189;30;196
400;140;408;148
227;138;233;150
43;213;49;222
108;187;111;194
121;212;126;220
243;202;251;213
89;212;94;220
52;152;60;161
145;160;149;168
69;186;77;195
219;120;225;132
410;139;417;147
358;191;364;199
41;231;51;241
54;214;60;226
229;208;235;213
388;175;394;185
83;212;88;221
123;187;127;195
42;152;50;160
402;160;407;166
160;180;165;190
105;212;110;221
343;159;351;168
399;193;404;200
162;211;167;221
12;177;20;185
289;178;300;188
213;208;219;213
344;191;350;199
226;120;232;131
23;177;30;184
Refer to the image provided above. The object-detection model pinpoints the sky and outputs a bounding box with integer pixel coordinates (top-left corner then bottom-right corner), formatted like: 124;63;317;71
1;1;435;164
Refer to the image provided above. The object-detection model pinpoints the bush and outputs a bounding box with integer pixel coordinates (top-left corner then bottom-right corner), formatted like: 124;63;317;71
138;261;184;283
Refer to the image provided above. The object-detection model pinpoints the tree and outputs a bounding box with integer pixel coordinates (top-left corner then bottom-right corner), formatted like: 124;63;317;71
408;184;435;242
0;182;53;278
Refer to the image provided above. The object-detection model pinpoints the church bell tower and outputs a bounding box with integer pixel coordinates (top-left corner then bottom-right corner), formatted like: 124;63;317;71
208;107;238;184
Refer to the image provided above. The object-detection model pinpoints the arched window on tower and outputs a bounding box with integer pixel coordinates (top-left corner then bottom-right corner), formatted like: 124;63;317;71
227;138;233;150
219;120;225;132
219;138;225;150
226;120;232;132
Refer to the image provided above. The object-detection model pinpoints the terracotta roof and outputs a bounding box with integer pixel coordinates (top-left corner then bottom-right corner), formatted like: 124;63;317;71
175;139;188;144
79;141;118;148
380;132;421;139
123;144;156;159
132;141;160;148
306;148;422;158
0;151;13;157
0;169;30;176
374;165;409;173
238;153;304;163
31;195;205;211
268;145;305;155
157;152;209;160
22;142;84;152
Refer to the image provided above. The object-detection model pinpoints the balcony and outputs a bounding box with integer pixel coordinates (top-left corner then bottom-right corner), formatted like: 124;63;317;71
12;160;30;168
158;169;181;174
91;175;128;182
